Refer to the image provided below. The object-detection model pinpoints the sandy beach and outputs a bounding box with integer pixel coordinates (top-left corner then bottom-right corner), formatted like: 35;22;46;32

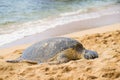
0;23;120;80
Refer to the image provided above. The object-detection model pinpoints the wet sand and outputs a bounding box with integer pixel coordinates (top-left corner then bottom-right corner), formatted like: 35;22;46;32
0;23;120;80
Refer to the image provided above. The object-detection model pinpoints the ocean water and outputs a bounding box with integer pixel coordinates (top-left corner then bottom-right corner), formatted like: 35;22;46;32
0;0;120;46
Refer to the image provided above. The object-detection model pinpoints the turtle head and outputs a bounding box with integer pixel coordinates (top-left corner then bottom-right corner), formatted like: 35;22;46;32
83;49;98;59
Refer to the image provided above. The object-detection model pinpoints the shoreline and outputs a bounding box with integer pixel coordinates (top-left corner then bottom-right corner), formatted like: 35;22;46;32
0;23;120;54
0;11;120;49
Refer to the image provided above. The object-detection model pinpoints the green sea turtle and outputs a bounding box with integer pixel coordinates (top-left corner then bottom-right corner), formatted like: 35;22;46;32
6;37;98;64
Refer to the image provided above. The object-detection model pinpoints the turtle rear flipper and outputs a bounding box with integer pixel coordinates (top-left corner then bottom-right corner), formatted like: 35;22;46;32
6;57;22;63
6;58;38;64
6;59;20;63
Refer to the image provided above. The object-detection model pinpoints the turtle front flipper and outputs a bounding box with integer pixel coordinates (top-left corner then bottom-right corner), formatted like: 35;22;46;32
83;49;98;59
48;57;69;65
48;52;70;65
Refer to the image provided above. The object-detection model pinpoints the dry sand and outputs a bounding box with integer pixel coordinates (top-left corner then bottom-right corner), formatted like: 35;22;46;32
0;23;120;80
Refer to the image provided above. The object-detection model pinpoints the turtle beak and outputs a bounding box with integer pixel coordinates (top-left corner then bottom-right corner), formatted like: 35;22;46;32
84;49;98;59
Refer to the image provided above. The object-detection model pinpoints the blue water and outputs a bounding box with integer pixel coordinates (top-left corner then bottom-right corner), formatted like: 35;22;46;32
0;0;119;25
0;0;120;46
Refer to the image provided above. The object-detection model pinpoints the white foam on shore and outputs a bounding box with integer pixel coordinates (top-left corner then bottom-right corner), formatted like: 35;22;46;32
0;5;120;47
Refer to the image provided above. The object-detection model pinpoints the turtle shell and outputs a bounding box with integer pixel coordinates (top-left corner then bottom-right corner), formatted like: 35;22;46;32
21;37;84;63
